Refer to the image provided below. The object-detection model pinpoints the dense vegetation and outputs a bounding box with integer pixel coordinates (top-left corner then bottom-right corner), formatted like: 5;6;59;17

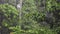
0;0;60;34
0;4;19;34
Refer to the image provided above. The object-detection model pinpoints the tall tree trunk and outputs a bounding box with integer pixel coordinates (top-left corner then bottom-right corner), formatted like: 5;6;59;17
17;0;23;19
19;0;23;19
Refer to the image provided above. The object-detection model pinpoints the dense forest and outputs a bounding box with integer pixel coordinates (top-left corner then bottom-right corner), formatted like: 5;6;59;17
0;0;60;34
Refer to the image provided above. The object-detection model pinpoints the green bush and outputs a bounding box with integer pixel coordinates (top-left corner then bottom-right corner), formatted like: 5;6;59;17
17;0;57;34
0;4;19;27
0;0;59;34
10;26;57;34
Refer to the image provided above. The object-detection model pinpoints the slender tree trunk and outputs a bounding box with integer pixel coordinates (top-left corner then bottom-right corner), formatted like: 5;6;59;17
17;0;23;19
19;0;23;19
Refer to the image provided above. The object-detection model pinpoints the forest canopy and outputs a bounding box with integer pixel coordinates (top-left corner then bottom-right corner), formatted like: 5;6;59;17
0;0;60;34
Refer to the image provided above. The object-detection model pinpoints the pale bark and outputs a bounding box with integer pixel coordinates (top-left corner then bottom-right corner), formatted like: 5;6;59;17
17;0;23;19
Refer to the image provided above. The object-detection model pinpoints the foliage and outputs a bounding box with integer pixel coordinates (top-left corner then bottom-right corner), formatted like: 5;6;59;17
0;4;19;27
9;26;57;34
46;0;60;11
0;0;60;34
46;0;60;28
17;0;57;34
46;0;60;34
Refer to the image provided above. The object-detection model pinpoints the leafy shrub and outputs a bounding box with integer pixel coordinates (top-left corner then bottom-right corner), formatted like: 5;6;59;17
55;27;60;34
0;4;19;27
10;26;57;34
45;0;60;28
